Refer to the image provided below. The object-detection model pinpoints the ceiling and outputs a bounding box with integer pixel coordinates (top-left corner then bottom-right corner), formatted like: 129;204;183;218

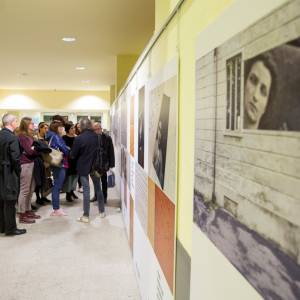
0;0;154;91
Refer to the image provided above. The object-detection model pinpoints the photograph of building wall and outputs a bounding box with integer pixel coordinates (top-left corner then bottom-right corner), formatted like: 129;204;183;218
194;2;300;300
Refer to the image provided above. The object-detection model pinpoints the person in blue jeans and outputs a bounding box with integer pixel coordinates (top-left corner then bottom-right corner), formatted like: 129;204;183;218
90;173;105;214
47;121;69;216
70;118;105;223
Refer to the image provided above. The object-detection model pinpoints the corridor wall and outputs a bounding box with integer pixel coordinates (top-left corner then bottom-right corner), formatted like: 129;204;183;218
110;0;299;300
0;89;111;129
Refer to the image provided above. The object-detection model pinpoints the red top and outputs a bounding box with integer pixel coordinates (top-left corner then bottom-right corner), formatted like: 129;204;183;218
19;134;38;165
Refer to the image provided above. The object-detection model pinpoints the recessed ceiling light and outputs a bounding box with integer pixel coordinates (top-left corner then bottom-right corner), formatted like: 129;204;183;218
17;72;28;77
62;37;76;42
76;66;86;71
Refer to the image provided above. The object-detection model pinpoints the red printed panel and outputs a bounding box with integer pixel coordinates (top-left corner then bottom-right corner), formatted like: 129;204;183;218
154;186;175;292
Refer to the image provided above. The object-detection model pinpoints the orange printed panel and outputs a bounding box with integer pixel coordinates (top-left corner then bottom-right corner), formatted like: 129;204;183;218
147;177;156;248
130;195;134;254
154;186;175;292
130;96;134;156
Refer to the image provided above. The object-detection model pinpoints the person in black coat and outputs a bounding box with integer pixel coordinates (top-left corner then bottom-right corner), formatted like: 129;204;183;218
91;122;115;204
0;114;26;236
70;118;105;222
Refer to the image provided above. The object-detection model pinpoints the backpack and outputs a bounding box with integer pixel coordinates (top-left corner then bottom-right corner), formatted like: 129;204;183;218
92;135;109;176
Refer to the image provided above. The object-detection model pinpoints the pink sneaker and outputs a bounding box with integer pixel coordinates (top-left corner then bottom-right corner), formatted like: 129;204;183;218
50;209;67;216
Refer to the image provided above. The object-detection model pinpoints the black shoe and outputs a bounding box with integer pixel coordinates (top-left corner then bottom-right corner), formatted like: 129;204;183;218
66;193;74;202
0;229;5;234
71;191;78;199
41;197;51;203
36;198;46;206
31;204;38;211
90;196;96;202
5;228;27;236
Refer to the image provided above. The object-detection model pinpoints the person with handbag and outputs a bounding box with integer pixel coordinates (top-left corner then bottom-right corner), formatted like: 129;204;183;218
0;114;26;236
47;121;69;216
16;117;41;224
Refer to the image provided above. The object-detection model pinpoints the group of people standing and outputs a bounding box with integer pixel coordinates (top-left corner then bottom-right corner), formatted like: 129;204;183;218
0;113;115;236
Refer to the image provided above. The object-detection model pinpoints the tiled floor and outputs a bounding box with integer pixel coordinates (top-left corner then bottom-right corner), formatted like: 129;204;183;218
0;188;140;300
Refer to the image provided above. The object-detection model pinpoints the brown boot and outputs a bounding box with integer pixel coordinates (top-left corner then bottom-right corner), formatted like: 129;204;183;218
19;213;36;224
26;211;41;219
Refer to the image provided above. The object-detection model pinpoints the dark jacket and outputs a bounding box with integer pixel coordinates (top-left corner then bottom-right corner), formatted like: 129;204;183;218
0;128;21;201
19;134;38;165
63;135;77;175
100;133;115;168
70;129;98;176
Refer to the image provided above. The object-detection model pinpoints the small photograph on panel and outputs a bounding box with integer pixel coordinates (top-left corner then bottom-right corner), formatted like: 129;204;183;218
121;146;127;182
152;94;170;189
113;99;121;145
121;96;128;147
243;37;300;131
138;86;145;168
149;72;177;202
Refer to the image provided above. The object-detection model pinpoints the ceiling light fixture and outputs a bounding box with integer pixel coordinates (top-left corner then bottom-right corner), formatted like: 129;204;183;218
76;66;86;71
62;37;76;42
17;72;28;77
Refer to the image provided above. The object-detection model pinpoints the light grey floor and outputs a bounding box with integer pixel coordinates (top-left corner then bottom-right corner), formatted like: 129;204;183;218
0;188;140;300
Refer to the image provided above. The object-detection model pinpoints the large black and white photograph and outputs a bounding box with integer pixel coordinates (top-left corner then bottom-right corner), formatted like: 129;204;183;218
194;3;300;300
138;86;145;168
148;60;178;203
243;38;300;131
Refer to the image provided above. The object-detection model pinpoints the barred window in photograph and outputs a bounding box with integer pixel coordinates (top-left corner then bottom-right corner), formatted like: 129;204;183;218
226;53;242;130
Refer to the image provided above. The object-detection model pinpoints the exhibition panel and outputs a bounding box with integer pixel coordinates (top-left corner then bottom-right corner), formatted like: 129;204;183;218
111;58;178;299
193;1;300;300
110;0;300;299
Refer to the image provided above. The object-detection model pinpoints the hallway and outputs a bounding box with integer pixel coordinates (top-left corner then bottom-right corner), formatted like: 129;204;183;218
0;190;140;300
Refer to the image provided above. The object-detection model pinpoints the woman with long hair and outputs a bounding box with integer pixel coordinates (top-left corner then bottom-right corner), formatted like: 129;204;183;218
34;122;51;206
48;121;69;216
17;117;40;224
62;121;78;202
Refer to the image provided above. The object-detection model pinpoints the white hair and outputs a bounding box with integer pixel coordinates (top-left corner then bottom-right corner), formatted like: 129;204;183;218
2;113;17;127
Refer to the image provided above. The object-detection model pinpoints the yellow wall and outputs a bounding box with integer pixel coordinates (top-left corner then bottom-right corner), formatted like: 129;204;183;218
155;0;180;31
110;85;116;105
0;89;110;111
151;0;234;256
116;55;139;94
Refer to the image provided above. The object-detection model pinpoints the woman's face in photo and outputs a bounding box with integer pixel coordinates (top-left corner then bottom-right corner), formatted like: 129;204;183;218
244;61;272;127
